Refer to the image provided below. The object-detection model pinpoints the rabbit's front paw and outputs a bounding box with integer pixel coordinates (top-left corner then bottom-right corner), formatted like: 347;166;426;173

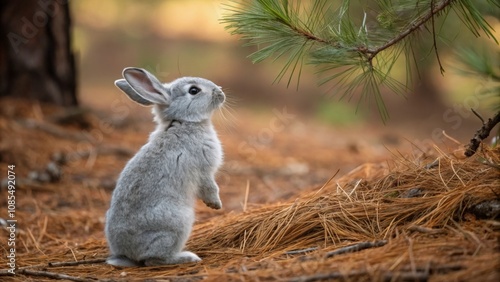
204;198;222;210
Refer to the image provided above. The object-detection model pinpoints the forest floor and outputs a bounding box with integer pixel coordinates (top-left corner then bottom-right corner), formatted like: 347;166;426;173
0;97;498;281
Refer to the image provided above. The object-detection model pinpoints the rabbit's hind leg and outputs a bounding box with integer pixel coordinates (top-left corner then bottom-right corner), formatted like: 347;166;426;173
106;255;141;267
144;251;201;266
140;231;200;265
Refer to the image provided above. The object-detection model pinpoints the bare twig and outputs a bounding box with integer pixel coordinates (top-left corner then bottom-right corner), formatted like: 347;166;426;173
48;258;106;267
464;110;500;157
285;247;319;255
0;259;107;273
17;269;95;282
325;240;387;258
471;108;485;124
0;260;103;279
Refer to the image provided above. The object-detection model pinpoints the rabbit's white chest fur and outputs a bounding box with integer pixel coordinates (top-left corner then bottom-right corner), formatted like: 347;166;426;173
115;120;222;202
150;120;223;179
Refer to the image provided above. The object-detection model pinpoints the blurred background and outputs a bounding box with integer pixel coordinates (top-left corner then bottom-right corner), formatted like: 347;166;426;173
70;0;499;140
0;3;498;279
0;0;498;201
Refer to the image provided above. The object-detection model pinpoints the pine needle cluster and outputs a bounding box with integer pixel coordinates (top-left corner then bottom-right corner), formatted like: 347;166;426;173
222;0;499;121
455;47;500;111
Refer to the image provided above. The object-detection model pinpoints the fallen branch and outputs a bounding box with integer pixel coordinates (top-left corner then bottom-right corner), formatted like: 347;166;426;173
285;247;319;255
17;269;95;282
48;258;106;267
0;259;107;274
325;240;388;258
464;110;500;157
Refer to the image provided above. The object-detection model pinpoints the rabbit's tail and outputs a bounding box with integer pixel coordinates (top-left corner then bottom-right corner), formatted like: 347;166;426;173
106;255;141;267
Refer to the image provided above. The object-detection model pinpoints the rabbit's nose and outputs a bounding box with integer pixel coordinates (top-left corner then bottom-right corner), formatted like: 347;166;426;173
213;89;225;103
213;87;223;94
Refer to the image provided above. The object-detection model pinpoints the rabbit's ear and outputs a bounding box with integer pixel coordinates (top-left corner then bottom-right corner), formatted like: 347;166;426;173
122;67;170;105
114;79;154;106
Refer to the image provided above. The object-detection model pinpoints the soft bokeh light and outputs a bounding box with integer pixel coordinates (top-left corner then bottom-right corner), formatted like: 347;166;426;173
71;0;499;141
151;0;232;41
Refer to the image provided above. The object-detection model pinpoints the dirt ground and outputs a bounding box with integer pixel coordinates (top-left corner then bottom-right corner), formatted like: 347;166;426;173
0;97;498;281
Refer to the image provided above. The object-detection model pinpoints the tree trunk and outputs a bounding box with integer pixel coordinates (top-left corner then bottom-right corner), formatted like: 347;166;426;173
0;0;77;106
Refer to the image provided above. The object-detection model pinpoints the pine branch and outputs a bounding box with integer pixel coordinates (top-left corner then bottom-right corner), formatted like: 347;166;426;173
364;0;454;60
223;0;498;121
464;110;500;157
224;0;458;68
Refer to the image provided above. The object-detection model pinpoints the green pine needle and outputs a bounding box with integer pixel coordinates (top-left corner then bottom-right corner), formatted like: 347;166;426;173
222;0;498;122
454;46;500;110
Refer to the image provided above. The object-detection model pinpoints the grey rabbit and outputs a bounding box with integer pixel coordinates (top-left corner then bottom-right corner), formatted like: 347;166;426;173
105;67;225;267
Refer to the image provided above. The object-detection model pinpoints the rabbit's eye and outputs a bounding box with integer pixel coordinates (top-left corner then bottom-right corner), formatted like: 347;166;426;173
188;86;201;95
